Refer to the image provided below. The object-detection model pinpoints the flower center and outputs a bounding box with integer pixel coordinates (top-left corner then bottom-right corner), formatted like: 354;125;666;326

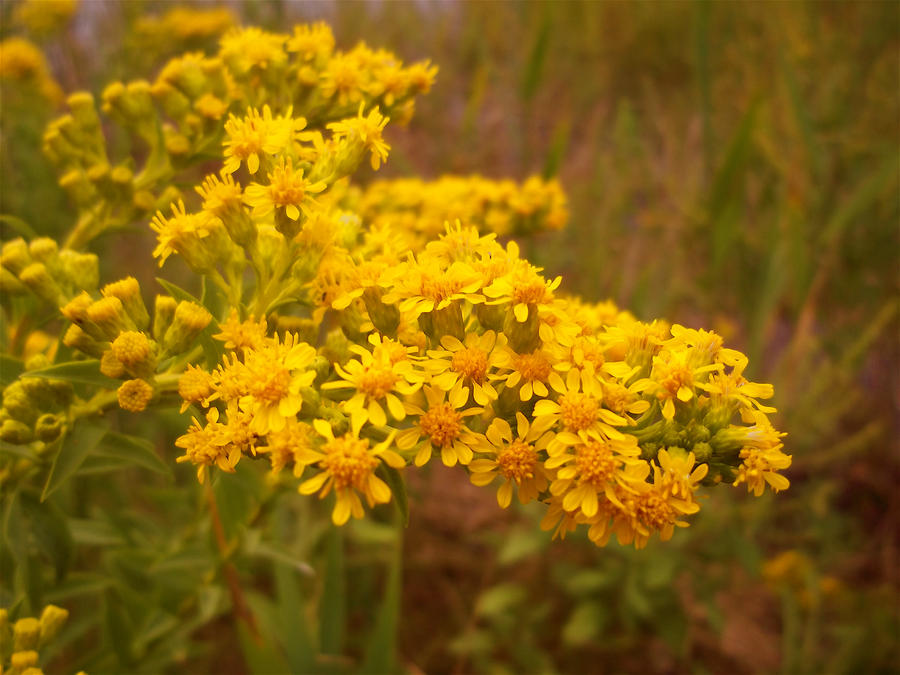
250;366;291;402
419;403;462;448
559;392;599;431
451;346;488;384
357;365;398;399
497;440;537;482
513;352;551;382
602;383;631;415
321;436;378;490
574;440;617;487
635;490;675;530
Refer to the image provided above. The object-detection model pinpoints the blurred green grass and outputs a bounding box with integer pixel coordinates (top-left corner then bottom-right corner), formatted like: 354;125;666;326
1;1;897;673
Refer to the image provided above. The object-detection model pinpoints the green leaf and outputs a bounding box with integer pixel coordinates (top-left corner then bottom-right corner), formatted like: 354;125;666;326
520;9;552;101
274;562;315;674
0;439;38;460
0;354;24;385
19;491;72;581
319;526;345;655
155;277;203;307
22;360;119;388
562;602;606;646
212;461;260;542
476;583;526;619
497;528;545;565
361;520;402;674
103;589;136;668
93;431;171;476
0;214;38;239
378;464;408;526
68;518;126;547
42;419;109;501
240;593;291;675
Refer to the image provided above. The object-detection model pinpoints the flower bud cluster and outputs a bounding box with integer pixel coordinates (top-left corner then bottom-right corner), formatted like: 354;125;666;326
1;355;72;447
358;174;570;238
0;237;98;305
0;604;74;675
39;22;436;250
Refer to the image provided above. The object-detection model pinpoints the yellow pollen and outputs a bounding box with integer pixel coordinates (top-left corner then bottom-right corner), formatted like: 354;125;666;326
559;392;599;431
419;403;462;448
250;366;291;402
661;365;694;396
512;280;547;305
513;352;551;382
321;436;378;490
574;440;617;487
111;331;151;366
357;365;398;399
497;440;537;482
451;346;488;383
269;166;310;207
636;490;675;530
420;275;461;302
603;384;632;414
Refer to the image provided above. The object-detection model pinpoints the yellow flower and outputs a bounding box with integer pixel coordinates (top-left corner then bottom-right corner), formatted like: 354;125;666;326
213;308;268;353
223;105;298;174
287;22;335;61
322;343;423;428
380;256;483;318
175;408;239;483
497;347;557;402
532;373;627;439
545;430;645;520
482;254;561;323
219;27;287;74
319;53;365;106
424;330;509;407
178;364;214;413
395;385;482;467
257;418;314;476
244;157;327;221
733;445;791;496
327;103;391;170
238;333;318;435
298;417;405;525
149;201;217;267
469;413;554;508
650;347;722;420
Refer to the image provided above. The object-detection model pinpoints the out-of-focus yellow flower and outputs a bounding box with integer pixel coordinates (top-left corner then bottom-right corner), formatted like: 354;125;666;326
223;105;298;175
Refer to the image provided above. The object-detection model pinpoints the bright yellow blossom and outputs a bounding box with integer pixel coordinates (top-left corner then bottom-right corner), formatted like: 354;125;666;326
298;417;405;525
396;385;482;467
244;157;327;221
469;413;555;507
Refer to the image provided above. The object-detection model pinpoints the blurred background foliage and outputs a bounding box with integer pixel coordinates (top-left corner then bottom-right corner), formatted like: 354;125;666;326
1;1;897;673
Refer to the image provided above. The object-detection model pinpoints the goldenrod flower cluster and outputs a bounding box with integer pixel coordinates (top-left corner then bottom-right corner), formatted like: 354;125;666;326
38;23;436;249
357;175;569;238
1;22;790;552
0;604;75;675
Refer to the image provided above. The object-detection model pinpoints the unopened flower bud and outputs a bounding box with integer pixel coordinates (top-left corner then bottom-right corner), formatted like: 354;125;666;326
503;305;540;354
13;617;40;651
163;301;212;354
102;277;150;329
11;649;39;670
0;419;33;444
67;91;101;132
111;331;157;377
35;413;64;442
58;250;99;291
38;605;69;645
63;323;106;358
86;296;137;340
19;263;63;304
117;378;154;413
100;349;126;378
152;295;177;341
1;238;32;275
58;168;96;206
1;266;27;294
318;405;349;437
178;365;213;411
28;237;58;263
